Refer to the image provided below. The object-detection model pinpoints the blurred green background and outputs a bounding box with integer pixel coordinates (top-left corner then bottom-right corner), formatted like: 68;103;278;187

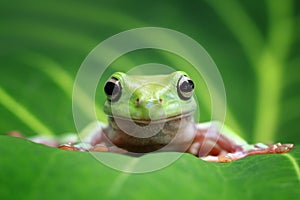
0;0;299;146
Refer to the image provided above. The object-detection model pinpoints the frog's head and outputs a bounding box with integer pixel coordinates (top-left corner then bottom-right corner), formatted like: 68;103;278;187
103;71;197;123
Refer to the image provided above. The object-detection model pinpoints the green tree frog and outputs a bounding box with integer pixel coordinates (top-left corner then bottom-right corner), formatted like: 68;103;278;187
42;71;296;162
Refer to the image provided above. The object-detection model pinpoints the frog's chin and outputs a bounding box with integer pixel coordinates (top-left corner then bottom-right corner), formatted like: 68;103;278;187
107;112;195;124
106;112;196;153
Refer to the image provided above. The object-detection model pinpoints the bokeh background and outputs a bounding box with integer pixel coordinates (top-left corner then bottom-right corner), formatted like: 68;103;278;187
1;0;299;146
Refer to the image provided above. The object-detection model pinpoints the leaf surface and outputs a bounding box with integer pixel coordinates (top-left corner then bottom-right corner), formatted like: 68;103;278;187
0;136;299;200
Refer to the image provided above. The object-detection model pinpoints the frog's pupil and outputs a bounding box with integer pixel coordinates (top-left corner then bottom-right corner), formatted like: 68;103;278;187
180;80;194;92
105;82;119;96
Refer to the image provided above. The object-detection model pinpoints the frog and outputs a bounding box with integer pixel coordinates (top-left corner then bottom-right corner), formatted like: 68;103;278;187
52;71;294;162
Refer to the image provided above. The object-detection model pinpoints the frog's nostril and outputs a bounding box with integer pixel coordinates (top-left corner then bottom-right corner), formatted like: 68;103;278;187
136;98;140;104
159;98;163;103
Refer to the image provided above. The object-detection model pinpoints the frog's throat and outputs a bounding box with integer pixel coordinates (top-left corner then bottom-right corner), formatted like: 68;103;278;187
105;114;196;153
106;111;195;124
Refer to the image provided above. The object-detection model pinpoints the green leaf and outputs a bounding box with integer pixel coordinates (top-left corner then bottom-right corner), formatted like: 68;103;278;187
0;136;299;200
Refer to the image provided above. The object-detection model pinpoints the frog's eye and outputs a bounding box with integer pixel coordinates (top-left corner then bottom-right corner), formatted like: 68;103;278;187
104;77;122;102
177;75;194;100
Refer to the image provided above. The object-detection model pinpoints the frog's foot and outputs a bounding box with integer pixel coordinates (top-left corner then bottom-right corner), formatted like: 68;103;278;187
59;143;128;154
8;131;60;147
200;143;294;162
244;143;294;156
59;142;110;152
59;143;90;152
190;122;294;162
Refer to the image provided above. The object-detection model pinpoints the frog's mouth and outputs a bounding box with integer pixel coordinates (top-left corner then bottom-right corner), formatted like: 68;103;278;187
108;111;195;125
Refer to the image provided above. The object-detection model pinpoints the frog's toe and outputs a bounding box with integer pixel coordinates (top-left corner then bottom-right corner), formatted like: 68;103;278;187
90;145;109;152
8;131;25;138
271;143;294;153
200;155;220;162
201;154;237;162
218;154;233;162
59;144;87;152
90;145;128;153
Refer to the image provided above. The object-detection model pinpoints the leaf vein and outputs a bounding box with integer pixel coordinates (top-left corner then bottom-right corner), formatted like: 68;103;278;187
283;153;300;182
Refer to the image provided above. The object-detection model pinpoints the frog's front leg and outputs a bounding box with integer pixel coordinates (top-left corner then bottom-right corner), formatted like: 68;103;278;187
59;122;126;153
188;121;294;162
58;122;106;151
